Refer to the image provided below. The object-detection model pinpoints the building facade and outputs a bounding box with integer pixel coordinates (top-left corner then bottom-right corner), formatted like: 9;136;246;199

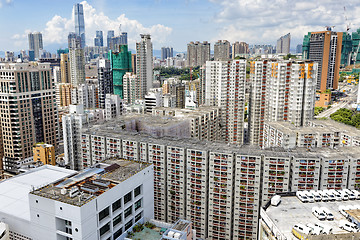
136;34;153;99
186;41;210;67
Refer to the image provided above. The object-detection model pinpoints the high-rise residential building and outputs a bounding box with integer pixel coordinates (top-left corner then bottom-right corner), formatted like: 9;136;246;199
105;94;123;119
33;143;55;166
107;30;115;48
131;53;137;74
55;83;72;107
28;32;43;60
74;3;85;48
204;60;246;145
0;63;58;173
108;45;132;98
108;32;128;52
186;41;210;67
303;30;343;91
161;47;173;60
67;32;77;49
248;60;318;147
94;30;103;47
98;59;113;108
232;41;249;58
136;34;153;99
122;72;137;104
276;33;291;54
214;40;230;60
71;83;99;109
69;37;85;86
60;53;71;83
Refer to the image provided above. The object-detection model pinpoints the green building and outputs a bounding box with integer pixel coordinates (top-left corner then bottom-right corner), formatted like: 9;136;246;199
341;32;352;67
108;45;132;98
351;28;360;65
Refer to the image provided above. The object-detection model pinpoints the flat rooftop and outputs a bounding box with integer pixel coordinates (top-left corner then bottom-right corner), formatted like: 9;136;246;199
0;165;75;221
31;159;151;207
264;194;360;239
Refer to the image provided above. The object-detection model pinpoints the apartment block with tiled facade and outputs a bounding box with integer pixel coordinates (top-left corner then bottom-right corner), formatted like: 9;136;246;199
0;62;58;172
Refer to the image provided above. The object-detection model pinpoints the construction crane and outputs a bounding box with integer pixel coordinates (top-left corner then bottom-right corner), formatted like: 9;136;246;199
344;6;351;32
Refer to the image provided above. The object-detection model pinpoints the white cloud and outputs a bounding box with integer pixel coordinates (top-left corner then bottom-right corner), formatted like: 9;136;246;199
210;0;360;46
13;1;172;50
0;0;12;8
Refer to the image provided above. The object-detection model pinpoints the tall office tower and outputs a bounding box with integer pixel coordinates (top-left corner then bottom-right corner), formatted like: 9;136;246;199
303;30;343;91
71;84;99;109
205;60;246;144
67;32;77;49
249;60;318;147
0;63;58;173
120;32;128;45
186;41;211;67
107;30;115;48
60;53;70;83
161;47;173;60
296;44;303;53
108;45;132;98
94;30;103;47
136;34;153;99
28;32;43;60
69;37;85;85
276;33;291;54
98;59;113;108
105;94;123;119
214;40;230;60
232;41;249;58
108;32;128;52
74;3;85;48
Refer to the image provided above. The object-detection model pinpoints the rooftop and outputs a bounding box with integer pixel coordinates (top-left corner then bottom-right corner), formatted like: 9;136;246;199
264;193;360;239
0;165;75;221
30;159;151;207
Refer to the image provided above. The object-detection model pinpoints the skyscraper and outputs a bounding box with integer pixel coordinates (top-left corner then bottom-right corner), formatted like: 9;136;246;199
161;47;173;60
98;59;113;108
108;45;132;98
186;41;210;67
74;3;85;48
69;37;85;86
107;30;115;48
94;30;103;47
60;53;70;83
0;63;58;173
28;32;43;60
136;34;153;99
303;30;343;91
214;40;230;60
205;60;246;145
232;41;249;58
276;33;291;54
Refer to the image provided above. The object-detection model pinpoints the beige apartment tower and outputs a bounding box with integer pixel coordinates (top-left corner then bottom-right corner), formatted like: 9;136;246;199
0;62;58;172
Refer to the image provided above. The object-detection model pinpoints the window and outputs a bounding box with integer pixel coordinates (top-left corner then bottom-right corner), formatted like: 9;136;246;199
100;223;110;236
112;198;121;212
134;185;142;197
124;206;132;218
135;212;142;222
124;191;132;205
99;207;109;222
113;227;123;239
113;213;122;227
134;199;142;211
125;219;133;231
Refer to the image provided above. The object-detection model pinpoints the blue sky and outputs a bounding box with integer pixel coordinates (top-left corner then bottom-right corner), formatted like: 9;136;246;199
1;0;360;52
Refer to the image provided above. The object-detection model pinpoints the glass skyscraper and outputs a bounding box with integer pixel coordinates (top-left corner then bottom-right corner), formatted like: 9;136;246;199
74;3;85;48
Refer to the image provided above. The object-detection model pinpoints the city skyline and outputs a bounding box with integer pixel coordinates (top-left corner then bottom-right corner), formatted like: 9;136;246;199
1;0;360;52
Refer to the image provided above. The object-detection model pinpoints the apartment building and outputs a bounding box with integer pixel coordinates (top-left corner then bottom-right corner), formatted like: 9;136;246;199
80;119;360;240
33;143;55;166
204;60;246;145
0;62;58;173
214;40;230;61
105;94;123;119
263;120;360;149
249;60;318;147
71;83;99;109
186;41;210;67
98;59;113;109
136;34;153;99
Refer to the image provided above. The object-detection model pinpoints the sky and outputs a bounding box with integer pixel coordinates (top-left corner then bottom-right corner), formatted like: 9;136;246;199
1;0;360;52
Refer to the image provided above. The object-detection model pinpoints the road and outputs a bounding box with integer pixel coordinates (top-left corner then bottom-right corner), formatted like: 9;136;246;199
315;83;359;119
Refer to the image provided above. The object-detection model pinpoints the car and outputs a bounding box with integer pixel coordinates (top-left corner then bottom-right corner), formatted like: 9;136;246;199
296;191;308;203
339;205;349;218
303;191;315;203
339;220;358;232
329;189;342;201
320;207;334;221
293;224;312;235
312;207;326;220
309;190;322;202
338;190;349;201
306;223;323;235
351;190;360;200
318;190;329;202
324;190;336;201
313;222;332;234
344;189;356;200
